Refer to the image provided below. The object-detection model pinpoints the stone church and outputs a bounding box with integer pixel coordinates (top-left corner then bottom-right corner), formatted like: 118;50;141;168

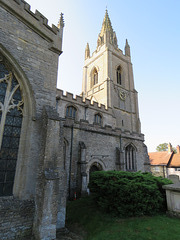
0;0;149;239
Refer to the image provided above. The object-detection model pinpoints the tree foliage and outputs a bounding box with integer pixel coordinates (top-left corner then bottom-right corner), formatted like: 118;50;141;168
156;143;177;153
156;143;168;152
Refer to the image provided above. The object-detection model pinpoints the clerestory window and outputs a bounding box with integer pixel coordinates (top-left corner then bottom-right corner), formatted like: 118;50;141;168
94;113;102;124
66;106;77;119
117;66;121;85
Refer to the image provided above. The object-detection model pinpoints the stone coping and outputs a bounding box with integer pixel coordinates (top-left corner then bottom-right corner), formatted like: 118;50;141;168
163;183;180;191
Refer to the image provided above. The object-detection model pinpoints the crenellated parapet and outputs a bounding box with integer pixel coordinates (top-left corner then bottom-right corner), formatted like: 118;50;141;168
56;89;109;113
56;89;144;141
0;0;64;54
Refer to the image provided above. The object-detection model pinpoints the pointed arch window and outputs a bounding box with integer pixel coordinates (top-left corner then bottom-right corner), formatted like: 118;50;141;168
66;106;77;119
117;66;121;85
125;144;136;171
94;113;102;124
91;67;98;87
0;62;24;196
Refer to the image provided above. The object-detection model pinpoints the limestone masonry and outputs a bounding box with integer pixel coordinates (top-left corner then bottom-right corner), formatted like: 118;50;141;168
0;1;150;239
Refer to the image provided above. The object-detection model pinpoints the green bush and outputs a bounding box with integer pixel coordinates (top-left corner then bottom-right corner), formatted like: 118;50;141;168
88;171;172;217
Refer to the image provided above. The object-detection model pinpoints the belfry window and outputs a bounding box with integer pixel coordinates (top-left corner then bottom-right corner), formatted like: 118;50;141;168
117;66;121;85
91;67;98;87
94;113;102;124
0;62;24;196
125;144;136;171
66;106;77;119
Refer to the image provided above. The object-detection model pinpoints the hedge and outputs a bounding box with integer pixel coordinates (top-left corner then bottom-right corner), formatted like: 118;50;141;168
88;171;172;217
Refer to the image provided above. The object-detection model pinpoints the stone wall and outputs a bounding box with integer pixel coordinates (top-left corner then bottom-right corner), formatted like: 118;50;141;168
0;0;63;200
60;115;149;197
0;1;65;239
0;197;35;240
151;165;167;178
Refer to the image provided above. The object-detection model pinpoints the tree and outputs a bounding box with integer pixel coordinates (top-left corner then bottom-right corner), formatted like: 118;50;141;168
156;143;168;152
156;143;177;153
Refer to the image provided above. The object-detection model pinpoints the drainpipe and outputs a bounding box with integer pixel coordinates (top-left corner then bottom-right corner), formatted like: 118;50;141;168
69;125;74;198
119;134;122;151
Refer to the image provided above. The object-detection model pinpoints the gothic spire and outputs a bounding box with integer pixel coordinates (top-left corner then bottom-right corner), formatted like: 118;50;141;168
97;10;118;49
99;9;114;37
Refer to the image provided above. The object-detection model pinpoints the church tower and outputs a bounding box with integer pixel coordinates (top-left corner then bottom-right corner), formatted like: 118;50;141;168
82;10;141;133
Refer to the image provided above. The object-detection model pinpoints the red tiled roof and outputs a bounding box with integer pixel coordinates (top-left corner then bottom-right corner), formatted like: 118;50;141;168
148;151;173;166
169;153;180;167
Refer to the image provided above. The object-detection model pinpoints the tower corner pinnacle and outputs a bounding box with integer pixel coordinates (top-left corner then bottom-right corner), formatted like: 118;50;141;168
125;39;131;57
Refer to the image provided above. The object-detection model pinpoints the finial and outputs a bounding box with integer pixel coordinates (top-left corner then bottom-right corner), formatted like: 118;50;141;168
57;13;64;29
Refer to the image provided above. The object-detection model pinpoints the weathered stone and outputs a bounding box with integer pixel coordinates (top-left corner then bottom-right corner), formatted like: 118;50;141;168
0;2;150;240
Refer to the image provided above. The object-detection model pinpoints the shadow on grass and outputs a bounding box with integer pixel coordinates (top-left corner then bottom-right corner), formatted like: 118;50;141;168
66;196;180;240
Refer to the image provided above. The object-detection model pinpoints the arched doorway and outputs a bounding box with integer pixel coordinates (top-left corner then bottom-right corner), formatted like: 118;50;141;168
89;162;103;182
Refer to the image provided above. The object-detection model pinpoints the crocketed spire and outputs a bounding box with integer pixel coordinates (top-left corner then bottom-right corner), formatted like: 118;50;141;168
97;10;118;49
99;9;113;37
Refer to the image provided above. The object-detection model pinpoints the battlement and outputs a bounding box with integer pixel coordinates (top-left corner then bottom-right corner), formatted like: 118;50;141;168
56;89;108;112
0;0;64;54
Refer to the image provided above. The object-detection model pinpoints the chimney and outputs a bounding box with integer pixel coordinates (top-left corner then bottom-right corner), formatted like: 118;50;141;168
176;145;180;154
168;143;172;153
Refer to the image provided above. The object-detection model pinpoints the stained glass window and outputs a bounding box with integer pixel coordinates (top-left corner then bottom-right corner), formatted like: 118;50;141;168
0;62;23;196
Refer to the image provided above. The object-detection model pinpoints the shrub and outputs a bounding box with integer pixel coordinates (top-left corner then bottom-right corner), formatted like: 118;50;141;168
88;171;172;217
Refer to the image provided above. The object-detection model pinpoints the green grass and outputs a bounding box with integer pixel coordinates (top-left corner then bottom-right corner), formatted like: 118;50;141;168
66;196;180;240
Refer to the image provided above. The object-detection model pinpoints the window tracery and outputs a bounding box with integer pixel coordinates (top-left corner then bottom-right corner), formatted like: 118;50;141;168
125;144;136;171
0;62;23;196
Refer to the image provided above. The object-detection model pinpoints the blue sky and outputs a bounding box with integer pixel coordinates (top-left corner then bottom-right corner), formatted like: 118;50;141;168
27;0;180;152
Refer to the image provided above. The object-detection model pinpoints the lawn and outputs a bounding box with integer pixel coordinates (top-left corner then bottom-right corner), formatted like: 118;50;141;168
66;196;180;240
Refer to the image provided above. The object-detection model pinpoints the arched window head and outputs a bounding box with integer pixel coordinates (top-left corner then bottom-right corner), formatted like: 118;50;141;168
117;66;121;85
0;61;24;196
66;106;77;119
125;144;136;171
91;67;98;87
94;113;102;124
